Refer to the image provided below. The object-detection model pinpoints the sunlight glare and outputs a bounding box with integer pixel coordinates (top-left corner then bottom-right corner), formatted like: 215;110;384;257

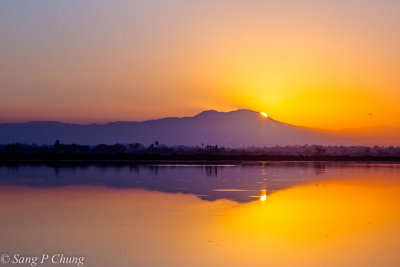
260;194;267;201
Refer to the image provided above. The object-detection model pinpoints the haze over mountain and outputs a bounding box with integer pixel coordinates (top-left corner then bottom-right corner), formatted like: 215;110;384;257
0;109;397;146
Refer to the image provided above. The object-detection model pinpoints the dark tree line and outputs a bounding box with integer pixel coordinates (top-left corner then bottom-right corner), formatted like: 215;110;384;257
1;141;400;161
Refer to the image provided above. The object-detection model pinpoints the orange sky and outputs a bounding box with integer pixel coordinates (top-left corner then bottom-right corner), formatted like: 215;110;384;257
1;0;399;130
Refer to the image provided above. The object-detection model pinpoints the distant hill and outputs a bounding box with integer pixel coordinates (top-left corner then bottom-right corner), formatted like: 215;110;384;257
0;109;398;146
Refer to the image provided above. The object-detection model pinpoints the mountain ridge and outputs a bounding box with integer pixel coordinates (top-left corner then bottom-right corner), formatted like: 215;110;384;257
0;109;398;146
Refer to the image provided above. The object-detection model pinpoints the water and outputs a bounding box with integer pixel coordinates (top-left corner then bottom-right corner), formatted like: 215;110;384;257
0;162;399;266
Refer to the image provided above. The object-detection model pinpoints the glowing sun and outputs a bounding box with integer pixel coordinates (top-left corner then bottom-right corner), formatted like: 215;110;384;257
260;112;268;118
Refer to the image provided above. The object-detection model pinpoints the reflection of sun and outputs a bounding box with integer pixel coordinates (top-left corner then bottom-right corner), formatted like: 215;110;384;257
260;112;268;118
260;189;267;201
260;194;267;201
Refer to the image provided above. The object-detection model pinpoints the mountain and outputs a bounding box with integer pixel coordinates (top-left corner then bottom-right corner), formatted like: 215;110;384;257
0;109;396;146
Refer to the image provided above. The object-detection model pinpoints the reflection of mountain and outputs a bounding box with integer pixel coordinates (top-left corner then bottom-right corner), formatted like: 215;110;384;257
2;109;396;146
0;162;371;203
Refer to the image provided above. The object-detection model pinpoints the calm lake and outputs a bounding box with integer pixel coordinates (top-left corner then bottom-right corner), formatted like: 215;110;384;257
1;162;400;266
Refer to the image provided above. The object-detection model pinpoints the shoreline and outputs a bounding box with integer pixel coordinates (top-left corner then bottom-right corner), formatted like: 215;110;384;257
1;157;400;165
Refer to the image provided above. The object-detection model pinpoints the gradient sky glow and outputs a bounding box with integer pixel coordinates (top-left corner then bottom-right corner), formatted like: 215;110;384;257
1;0;399;129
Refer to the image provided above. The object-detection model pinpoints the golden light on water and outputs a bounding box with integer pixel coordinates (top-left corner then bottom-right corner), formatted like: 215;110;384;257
2;169;400;266
260;112;268;118
260;189;267;201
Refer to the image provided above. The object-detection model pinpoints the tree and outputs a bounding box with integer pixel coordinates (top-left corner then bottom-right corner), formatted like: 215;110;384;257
54;140;60;148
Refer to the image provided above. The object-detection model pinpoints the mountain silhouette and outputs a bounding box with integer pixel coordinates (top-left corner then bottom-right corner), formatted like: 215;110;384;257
0;109;396;146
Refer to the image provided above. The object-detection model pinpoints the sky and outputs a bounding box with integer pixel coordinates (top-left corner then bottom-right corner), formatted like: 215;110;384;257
1;0;399;130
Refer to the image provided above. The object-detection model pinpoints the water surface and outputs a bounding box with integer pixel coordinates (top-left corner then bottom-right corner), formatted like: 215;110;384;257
0;162;399;266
